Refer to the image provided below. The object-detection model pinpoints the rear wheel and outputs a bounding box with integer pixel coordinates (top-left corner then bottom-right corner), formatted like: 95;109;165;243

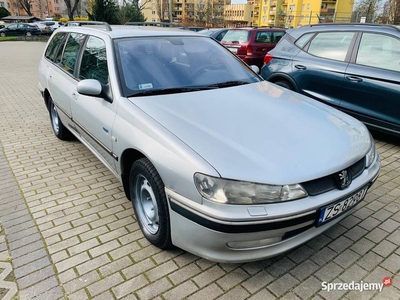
275;80;294;91
129;158;172;249
0;33;5;37
48;96;73;140
26;32;32;37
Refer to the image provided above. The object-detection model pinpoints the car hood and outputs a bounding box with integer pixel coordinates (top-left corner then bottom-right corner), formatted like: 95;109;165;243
130;81;371;184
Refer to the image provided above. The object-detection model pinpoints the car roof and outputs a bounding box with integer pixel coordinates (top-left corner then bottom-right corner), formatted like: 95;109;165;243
288;23;400;38
57;22;202;39
228;27;285;31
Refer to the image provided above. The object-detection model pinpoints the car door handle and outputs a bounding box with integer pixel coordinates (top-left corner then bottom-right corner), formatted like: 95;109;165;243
295;65;307;70
72;92;78;100
49;75;53;81
346;75;363;83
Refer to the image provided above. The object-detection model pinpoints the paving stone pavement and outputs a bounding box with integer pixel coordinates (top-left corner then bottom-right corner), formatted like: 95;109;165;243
0;41;399;300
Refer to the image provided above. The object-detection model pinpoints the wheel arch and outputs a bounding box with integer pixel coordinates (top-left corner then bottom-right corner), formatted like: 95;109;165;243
43;89;52;111
120;148;146;200
267;74;299;92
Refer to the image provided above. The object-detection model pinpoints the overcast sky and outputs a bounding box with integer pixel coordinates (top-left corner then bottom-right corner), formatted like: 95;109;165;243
231;0;247;4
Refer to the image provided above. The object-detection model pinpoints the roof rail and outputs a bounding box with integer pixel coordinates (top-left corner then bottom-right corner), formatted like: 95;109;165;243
66;21;112;31
125;21;187;29
309;22;400;31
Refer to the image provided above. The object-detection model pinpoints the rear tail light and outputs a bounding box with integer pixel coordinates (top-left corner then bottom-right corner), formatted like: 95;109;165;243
264;54;274;65
246;45;253;56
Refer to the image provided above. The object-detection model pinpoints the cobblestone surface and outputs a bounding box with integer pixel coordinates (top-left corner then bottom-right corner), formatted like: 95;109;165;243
0;41;399;299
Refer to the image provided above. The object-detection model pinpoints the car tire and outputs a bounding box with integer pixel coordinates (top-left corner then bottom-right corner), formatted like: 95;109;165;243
0;32;5;37
129;158;172;249
48;97;73;140
275;80;294;91
26;32;32;37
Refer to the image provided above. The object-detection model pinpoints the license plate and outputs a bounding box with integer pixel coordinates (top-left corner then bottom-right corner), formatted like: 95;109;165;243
317;186;368;226
228;47;238;54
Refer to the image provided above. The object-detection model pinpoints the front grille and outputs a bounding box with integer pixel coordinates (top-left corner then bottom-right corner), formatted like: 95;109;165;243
302;157;366;196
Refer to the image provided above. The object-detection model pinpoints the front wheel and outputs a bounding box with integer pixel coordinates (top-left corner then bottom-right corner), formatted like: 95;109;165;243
0;33;5;37
129;158;172;249
48;97;73;140
26;32;32;37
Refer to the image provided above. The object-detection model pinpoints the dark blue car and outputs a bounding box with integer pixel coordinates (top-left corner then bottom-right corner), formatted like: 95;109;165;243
261;23;400;136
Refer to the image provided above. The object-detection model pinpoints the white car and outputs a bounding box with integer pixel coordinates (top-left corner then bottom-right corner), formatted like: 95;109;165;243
38;21;380;263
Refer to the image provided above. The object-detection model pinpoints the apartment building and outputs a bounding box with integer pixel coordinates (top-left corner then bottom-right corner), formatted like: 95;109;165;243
224;3;253;27
254;0;354;28
1;0;62;19
142;0;229;27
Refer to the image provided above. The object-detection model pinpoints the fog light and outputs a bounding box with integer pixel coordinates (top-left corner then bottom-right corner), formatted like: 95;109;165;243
227;237;282;250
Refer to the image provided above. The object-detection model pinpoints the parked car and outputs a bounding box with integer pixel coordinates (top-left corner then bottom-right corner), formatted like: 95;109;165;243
261;23;400;136
35;21;53;34
38;21;380;263
0;23;41;37
199;28;229;42
188;26;206;32
221;27;286;68
43;21;61;31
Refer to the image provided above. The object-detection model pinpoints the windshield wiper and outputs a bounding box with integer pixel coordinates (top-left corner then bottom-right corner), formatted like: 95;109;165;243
127;86;216;97
203;80;251;88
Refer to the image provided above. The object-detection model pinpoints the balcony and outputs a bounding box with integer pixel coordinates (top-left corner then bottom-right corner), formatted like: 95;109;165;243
279;9;286;15
270;1;276;6
268;19;275;24
269;10;276;15
320;8;335;14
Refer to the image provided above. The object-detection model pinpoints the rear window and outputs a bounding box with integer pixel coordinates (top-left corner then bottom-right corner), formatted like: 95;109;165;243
221;30;250;44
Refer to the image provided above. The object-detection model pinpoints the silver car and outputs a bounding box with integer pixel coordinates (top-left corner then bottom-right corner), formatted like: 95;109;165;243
38;22;380;262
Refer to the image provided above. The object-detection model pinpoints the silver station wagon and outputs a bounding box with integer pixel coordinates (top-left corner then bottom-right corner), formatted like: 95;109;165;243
38;21;380;263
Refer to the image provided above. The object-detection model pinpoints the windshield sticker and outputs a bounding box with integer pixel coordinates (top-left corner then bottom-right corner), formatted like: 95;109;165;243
139;83;153;90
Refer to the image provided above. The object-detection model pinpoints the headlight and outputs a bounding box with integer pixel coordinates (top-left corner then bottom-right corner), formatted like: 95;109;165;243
194;173;308;204
365;135;376;168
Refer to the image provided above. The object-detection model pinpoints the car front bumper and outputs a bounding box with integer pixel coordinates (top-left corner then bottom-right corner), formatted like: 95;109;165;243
166;154;380;263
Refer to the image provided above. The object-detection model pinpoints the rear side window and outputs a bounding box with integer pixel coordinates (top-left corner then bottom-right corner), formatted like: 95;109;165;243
45;33;66;62
356;33;400;72
255;31;272;43
295;33;314;48
60;33;86;75
79;36;109;85
221;30;250;43
307;31;355;61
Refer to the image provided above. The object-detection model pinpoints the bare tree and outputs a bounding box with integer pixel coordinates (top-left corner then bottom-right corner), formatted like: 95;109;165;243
155;0;169;21
37;0;48;18
195;0;205;24
389;0;400;23
19;0;33;16
353;0;382;22
65;0;81;20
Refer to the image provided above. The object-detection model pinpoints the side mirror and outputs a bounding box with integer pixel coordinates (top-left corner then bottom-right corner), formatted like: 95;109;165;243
250;65;260;74
77;79;102;96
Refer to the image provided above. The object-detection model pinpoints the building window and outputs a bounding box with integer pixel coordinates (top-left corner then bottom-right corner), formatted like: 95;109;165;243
307;3;310;9
0;2;4;7
55;7;59;11
152;11;155;14
54;0;58;3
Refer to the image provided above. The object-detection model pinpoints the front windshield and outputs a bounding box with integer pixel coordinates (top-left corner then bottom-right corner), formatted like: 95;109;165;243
115;36;260;96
